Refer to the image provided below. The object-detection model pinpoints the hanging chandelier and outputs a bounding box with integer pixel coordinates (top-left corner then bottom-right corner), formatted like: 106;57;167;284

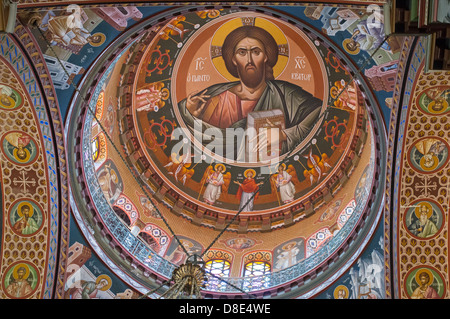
160;255;206;299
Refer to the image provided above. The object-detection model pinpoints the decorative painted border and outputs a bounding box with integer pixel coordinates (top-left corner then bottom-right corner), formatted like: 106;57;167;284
383;35;415;299
386;37;428;299
12;22;70;298
17;1;388;9
0;29;68;299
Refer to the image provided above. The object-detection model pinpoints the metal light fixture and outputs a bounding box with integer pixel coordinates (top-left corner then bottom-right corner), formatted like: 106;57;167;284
160;255;206;299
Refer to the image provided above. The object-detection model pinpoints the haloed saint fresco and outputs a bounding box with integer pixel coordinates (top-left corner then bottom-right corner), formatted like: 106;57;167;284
416;86;450;115
130;9;357;213
37;5;106;52
405;267;445;299
3;262;39;298
0;84;23;111
408;137;449;174
96;159;123;205
9;200;43;236
1;131;38;166
404;200;443;239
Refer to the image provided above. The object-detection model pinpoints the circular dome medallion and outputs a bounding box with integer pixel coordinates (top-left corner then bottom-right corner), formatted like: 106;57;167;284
126;9;362;220
0;84;24;111
416;86;450;115
67;5;385;298
403;199;444;239
1;131;39;166
407;137;449;174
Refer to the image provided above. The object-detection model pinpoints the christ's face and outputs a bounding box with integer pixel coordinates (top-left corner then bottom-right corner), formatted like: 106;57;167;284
232;37;267;88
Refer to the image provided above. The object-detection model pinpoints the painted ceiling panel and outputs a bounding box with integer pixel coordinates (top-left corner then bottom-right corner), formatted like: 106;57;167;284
61;4;388;299
0;31;68;299
390;38;450;299
0;1;447;301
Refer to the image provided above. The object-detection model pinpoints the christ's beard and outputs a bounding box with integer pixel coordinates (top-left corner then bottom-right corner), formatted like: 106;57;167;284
237;63;265;89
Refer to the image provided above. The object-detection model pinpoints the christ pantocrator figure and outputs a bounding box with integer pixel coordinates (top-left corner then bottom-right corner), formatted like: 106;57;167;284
178;25;322;159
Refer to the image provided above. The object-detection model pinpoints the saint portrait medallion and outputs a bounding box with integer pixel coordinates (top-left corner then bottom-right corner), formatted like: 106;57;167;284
1;131;39;166
8;199;44;237
403;199;444;239
0;84;24;111
416;86;450;115
405;266;445;299
407;137;449;174
3;262;39;299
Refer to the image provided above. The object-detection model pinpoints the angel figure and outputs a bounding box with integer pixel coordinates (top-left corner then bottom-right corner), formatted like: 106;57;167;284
160;16;190;41
271;163;298;204
135;82;169;113
164;151;195;185
330;80;357;110
200;163;231;205
302;149;332;185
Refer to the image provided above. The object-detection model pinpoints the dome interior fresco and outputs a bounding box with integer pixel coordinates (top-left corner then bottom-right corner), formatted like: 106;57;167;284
0;0;449;303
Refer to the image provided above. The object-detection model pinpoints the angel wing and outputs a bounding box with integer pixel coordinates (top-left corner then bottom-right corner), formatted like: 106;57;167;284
221;172;232;201
200;165;213;186
269;173;277;191
286;164;300;185
303;169;315;185
180;166;195;185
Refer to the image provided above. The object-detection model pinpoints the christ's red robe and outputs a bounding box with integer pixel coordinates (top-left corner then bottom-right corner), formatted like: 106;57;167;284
203;90;258;129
